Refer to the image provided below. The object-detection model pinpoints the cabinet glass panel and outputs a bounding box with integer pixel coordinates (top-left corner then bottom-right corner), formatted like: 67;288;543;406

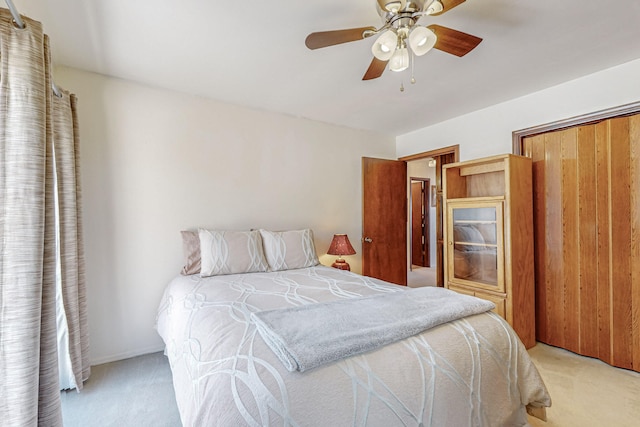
449;204;501;288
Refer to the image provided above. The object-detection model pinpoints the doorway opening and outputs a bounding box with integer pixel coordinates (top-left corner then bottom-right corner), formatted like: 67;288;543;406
400;145;459;287
408;169;435;288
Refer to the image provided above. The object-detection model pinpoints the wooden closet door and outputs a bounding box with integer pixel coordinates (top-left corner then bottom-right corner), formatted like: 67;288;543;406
523;114;640;372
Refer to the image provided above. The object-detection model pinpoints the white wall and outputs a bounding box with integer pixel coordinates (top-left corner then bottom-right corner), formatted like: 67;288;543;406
397;58;640;160
54;66;396;364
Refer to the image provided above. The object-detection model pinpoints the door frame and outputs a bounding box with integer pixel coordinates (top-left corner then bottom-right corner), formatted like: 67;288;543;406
399;145;460;286
512;100;640;154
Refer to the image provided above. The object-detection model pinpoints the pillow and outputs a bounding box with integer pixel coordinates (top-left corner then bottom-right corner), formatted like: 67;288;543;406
259;229;319;271
180;230;201;275
199;229;268;277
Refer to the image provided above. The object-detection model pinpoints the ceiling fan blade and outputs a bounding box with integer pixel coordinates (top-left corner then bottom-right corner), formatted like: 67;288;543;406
430;0;466;16
427;24;482;57
305;27;377;50
362;57;388;80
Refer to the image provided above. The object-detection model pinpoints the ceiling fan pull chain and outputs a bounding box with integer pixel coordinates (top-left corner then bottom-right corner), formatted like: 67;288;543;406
411;51;416;84
400;81;405;92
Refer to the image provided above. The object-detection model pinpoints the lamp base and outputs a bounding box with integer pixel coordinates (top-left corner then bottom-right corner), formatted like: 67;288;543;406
331;259;351;271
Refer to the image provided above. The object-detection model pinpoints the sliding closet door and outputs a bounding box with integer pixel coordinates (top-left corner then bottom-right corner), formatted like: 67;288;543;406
523;114;640;372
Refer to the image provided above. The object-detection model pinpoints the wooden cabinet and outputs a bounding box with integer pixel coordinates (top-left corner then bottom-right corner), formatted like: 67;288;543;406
443;154;535;348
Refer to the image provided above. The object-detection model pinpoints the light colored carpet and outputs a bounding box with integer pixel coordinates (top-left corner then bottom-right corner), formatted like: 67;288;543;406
527;343;640;427
60;351;181;426
407;265;436;287
61;342;640;427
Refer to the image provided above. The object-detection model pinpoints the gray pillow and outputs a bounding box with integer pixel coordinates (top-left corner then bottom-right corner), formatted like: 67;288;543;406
180;230;201;275
199;229;268;277
259;229;319;271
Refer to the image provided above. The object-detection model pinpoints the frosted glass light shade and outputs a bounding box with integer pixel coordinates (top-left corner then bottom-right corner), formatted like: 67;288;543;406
425;0;443;14
377;0;406;13
409;26;437;56
389;46;409;72
372;30;398;61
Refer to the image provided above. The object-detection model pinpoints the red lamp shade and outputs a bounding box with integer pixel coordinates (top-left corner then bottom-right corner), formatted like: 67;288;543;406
327;234;356;271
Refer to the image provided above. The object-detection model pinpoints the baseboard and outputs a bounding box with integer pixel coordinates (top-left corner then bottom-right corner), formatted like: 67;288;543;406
90;344;166;366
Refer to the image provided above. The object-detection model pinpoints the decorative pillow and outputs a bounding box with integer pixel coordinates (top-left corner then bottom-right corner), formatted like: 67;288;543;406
199;229;268;277
259;229;319;271
180;230;201;275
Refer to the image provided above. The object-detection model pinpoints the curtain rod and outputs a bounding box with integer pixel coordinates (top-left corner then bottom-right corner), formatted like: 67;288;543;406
5;0;24;28
4;0;62;97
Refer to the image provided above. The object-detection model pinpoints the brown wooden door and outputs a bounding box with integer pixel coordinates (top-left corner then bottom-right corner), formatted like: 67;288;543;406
362;157;407;286
411;181;425;266
523;114;640;372
411;180;429;267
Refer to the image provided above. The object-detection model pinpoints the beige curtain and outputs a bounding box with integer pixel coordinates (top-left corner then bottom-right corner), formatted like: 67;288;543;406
53;90;90;390
0;9;89;425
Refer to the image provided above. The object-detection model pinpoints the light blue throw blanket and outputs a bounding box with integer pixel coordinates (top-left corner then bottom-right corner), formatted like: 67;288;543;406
251;286;495;372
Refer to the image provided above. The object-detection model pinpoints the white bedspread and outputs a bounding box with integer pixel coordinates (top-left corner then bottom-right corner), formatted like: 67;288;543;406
156;266;550;426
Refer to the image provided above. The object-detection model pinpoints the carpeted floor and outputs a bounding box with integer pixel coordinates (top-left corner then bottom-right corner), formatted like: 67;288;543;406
407;265;436;287
527;343;640;426
60;351;181;426
61;342;640;427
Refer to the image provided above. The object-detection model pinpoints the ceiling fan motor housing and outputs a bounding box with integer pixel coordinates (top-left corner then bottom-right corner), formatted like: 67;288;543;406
377;0;430;16
377;0;435;30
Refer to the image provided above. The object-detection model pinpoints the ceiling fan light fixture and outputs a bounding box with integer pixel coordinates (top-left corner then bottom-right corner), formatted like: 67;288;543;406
372;30;398;61
425;0;444;15
378;0;406;13
409;26;437;56
389;44;409;72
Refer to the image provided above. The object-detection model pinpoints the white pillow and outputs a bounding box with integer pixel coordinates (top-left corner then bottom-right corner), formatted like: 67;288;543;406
199;229;268;277
259;229;319;271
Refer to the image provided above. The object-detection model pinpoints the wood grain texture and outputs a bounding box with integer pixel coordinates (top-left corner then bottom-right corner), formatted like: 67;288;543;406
506;155;535;348
609;117;633;369
305;27;376;50
525;113;640;372
443;154;535;348
411;181;427;266
545;131;565;347
465;172;505;197
362;157;407;286
362;57;388;81
577;125;599;358
562;128;580;353
427;24;482;57
595;121;612;364
630;114;640;371
529;134;548;343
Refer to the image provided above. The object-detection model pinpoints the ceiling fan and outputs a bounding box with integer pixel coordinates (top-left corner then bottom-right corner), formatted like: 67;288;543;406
305;0;482;81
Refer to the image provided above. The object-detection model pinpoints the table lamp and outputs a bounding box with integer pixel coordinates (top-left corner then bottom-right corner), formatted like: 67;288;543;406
327;234;356;271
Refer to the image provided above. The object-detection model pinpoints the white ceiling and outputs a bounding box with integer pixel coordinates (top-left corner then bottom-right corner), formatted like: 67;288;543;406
14;0;640;136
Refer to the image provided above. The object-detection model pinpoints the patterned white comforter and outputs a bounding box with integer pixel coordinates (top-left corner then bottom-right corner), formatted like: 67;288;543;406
156;266;550;426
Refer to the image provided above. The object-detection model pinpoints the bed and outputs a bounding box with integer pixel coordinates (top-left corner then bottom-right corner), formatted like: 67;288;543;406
156;229;550;426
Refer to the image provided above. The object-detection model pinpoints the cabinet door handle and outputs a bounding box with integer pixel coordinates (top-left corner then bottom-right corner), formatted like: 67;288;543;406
363;237;373;243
